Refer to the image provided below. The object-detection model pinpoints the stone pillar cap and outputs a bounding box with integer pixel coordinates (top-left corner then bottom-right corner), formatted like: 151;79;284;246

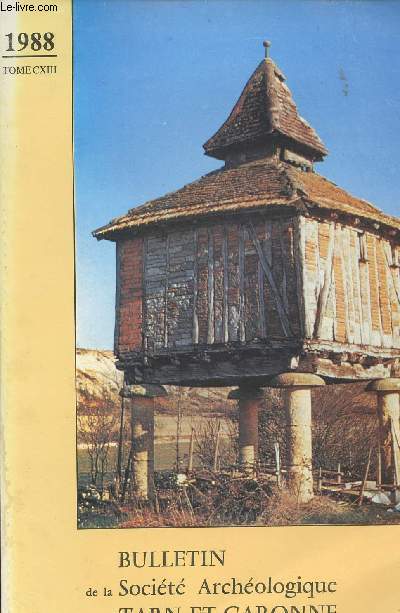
269;372;325;389
121;384;168;398
228;386;264;400
367;378;400;393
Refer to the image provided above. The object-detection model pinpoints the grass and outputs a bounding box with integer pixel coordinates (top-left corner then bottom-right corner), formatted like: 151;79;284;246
257;491;400;526
77;482;400;529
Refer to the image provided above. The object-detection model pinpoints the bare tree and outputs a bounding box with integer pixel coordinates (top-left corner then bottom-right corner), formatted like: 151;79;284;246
311;383;378;477
258;383;378;479
194;416;237;470
77;393;117;494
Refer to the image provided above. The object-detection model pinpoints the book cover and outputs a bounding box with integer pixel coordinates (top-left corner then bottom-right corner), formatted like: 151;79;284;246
1;1;400;611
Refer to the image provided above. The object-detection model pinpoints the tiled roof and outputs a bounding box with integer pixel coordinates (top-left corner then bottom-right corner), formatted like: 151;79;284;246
203;59;328;161
93;160;400;239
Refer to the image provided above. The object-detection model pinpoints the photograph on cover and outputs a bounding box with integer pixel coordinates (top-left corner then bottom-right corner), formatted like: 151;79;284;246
75;1;400;529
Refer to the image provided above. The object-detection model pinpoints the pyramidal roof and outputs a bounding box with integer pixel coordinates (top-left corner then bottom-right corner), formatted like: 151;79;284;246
203;47;327;161
93;158;400;239
93;42;400;241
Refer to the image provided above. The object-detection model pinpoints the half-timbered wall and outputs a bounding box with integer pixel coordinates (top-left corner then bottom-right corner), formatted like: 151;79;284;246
115;216;400;359
115;217;300;356
303;218;400;349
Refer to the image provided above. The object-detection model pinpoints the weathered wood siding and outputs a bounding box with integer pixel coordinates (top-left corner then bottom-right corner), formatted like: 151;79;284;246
115;236;144;354
115;216;400;357
116;217;300;355
303;218;400;349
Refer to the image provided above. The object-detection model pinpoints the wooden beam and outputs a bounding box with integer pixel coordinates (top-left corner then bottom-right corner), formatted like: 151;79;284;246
223;227;229;344
339;227;352;343
258;256;266;338
213;420;221;471
373;237;384;346
247;221;293;337
192;229;199;344
293;216;306;337
207;228;215;344
357;447;372;506
142;236;148;354
351;229;364;345
163;234;170;348
384;244;400;306
239;225;246;342
114;241;121;352
279;221;290;316
313;222;335;339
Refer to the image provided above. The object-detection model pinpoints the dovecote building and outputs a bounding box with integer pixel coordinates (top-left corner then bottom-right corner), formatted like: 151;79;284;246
94;42;400;502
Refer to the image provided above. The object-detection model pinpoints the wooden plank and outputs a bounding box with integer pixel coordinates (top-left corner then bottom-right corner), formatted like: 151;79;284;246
255;202;266;339
192;229;199;344
149;350;296;385
263;219;283;337
357;447;372;506
213;420;221;471
358;235;372;345
316;222;333;340
304;219;320;337
342;227;356;343
339;227;352;343
223;227;229;344
293;216;306;337
258;257;266;338
384;243;400;305
368;234;383;346
332;270;338;341
239;224;246;342
383;243;400;347
279;220;289;316
114;241;121;352
227;223;240;342
196;227;209;344
247;221;293;337
167;229;196;348
349;230;363;345
313;222;335;339
244;224;259;341
332;227;347;343
141;237;148;354
144;234;167;351
163;234;170;348
376;239;394;346
264;220;273;266
207;228;215;344
283;221;301;336
213;225;224;343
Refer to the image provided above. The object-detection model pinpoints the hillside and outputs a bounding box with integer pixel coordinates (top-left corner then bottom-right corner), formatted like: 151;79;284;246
76;348;235;416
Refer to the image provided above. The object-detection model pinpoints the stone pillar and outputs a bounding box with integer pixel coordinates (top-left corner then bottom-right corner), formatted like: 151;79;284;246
270;373;325;503
229;386;263;474
367;378;400;485
122;384;167;501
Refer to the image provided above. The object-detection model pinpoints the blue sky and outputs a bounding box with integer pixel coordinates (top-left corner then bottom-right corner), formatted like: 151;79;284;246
74;0;400;350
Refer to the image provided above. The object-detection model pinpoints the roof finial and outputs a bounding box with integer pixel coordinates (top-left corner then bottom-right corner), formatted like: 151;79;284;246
263;40;271;59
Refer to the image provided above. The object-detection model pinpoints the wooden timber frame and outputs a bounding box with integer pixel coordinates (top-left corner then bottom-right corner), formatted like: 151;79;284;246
114;205;400;387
